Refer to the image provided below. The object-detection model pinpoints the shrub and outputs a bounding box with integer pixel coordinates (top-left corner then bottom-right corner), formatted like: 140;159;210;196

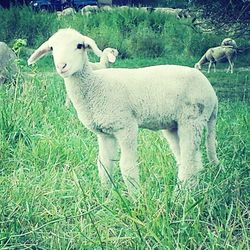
0;6;248;63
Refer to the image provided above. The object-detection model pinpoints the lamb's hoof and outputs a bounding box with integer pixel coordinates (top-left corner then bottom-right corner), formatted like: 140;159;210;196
172;176;199;201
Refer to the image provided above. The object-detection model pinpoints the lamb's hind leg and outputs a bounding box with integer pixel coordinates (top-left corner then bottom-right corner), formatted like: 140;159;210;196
97;134;118;188
213;62;217;72
162;128;180;165
177;121;204;186
206;110;219;165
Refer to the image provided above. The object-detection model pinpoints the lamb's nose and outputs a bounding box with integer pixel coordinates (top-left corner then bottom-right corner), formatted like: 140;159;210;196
57;63;67;71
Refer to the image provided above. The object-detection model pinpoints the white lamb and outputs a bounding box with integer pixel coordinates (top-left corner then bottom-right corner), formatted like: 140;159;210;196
195;38;237;73
65;47;119;107
28;28;219;197
89;47;118;70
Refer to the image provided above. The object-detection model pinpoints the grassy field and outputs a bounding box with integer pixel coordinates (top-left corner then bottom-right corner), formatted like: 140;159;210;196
0;7;250;250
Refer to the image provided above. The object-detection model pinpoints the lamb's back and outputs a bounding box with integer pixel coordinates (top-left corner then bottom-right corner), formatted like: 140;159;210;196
94;65;217;129
96;65;216;103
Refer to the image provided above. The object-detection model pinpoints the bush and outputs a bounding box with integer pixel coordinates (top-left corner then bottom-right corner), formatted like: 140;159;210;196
0;6;248;63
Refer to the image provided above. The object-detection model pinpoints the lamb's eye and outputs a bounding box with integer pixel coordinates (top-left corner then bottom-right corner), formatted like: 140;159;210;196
50;47;53;51
77;44;83;49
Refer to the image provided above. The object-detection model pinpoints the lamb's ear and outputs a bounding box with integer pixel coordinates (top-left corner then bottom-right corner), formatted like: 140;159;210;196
28;41;52;65
82;36;103;57
107;52;116;63
113;49;119;57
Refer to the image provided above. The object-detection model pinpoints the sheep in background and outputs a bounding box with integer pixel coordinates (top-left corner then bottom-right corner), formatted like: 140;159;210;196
57;7;76;17
28;28;219;198
154;7;182;16
101;5;112;11
90;47;118;70
195;39;237;73
0;42;18;84
80;5;99;15
65;47;119;107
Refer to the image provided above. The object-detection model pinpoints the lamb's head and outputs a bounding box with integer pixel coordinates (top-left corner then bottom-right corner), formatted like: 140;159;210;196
28;28;102;78
221;38;237;48
102;48;119;64
194;63;201;70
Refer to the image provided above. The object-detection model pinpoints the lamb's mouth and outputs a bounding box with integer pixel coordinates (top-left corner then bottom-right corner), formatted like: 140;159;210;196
58;68;71;77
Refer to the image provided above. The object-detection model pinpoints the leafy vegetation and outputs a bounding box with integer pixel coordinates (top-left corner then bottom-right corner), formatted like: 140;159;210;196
190;0;250;37
0;7;249;60
0;7;249;249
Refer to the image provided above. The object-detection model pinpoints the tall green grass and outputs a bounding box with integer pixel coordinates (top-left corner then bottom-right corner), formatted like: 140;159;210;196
0;67;249;249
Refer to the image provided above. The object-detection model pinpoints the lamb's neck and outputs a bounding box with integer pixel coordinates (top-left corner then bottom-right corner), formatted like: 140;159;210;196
64;63;100;106
63;63;103;128
71;63;93;81
65;63;96;89
198;54;208;65
100;57;109;68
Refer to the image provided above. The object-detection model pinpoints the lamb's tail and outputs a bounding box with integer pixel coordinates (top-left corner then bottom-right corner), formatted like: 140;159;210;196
206;102;219;165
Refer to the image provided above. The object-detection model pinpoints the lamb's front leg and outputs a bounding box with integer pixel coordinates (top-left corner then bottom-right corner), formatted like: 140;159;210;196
226;58;234;73
207;61;212;73
65;94;71;108
97;134;118;188
115;123;139;198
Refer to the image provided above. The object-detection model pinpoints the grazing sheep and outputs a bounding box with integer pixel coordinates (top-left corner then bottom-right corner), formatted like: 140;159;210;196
28;28;219;197
0;42;18;84
195;44;237;73
65;47;119;107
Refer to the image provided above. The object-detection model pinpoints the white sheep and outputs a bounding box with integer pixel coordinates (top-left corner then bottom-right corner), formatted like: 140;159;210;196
28;28;219;197
65;47;119;107
57;7;76;17
80;5;99;15
195;43;237;73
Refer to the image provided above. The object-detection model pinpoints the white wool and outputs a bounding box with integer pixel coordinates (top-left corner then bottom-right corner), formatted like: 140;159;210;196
28;28;219;197
65;47;119;107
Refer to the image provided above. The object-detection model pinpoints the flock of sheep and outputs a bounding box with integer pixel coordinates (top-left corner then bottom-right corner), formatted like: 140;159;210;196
0;21;239;198
57;5;191;18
